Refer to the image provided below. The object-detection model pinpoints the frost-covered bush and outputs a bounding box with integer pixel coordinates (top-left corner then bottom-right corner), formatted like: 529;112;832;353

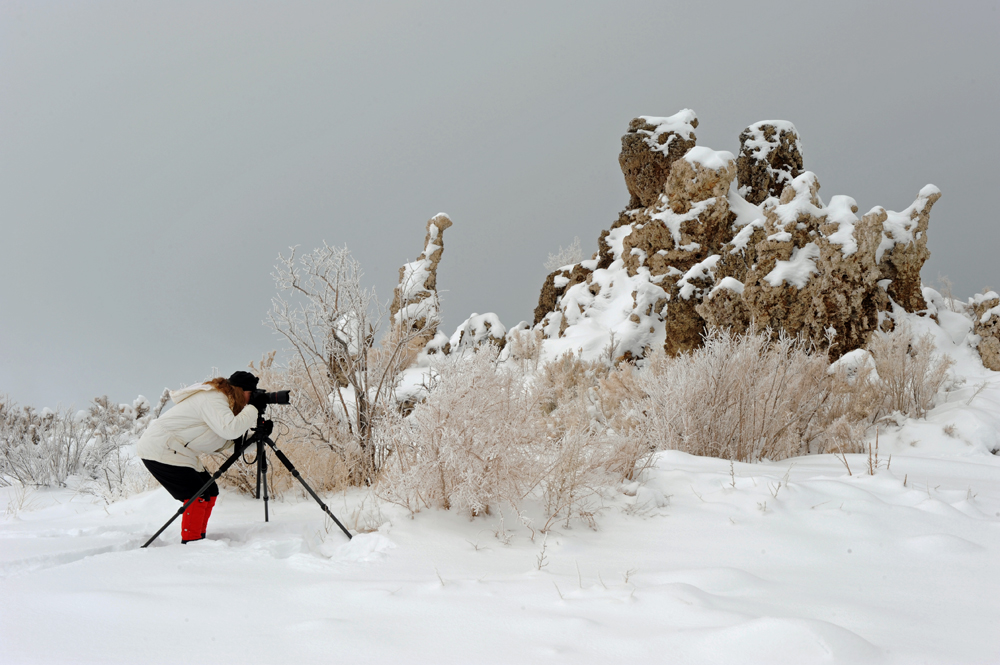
867;324;954;420
268;244;435;487
605;330;854;462
544;236;583;272
598;325;954;463
0;401;89;487
376;346;543;517
0;394;153;498
535;351;609;429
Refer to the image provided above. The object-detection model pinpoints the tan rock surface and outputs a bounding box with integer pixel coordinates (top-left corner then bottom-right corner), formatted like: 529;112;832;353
973;292;1000;371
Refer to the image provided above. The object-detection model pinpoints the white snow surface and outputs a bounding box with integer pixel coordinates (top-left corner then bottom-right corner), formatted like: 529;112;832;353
711;276;746;296
3;307;1000;663
677;255;721;300
824;195;861;256
651;198;712;251
4;429;1000;662
973;291;999;306
728;179;766;229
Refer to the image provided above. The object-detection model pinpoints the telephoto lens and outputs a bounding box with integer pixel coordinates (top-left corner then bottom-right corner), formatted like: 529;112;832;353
255;389;291;405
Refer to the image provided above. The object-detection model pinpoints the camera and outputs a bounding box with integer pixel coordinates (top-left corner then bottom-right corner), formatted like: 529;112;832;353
253;389;291;406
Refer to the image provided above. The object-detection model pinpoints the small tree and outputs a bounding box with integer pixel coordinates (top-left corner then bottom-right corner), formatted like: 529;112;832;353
268;243;431;484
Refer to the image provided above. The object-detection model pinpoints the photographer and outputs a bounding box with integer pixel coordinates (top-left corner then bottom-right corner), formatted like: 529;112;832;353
138;371;268;543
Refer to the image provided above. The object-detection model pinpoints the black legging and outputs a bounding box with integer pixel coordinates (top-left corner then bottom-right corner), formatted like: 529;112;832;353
142;459;219;501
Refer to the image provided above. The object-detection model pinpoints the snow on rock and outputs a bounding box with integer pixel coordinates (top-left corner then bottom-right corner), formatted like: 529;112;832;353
683;146;736;171
390;213;453;353
539;126;739;360
972;291;1000;370
677;255;721;300
534;261;595;327
722;171;890;356
736;120;804;205
875;184;942;313
763;243;821;288
449;313;507;352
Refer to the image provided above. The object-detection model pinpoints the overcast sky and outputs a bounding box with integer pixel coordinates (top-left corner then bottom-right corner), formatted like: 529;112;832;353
1;0;997;409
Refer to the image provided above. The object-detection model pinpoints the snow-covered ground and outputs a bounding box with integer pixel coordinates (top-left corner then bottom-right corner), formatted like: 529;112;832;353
3;400;1000;664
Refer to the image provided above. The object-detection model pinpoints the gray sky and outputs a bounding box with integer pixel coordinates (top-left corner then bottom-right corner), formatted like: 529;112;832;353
2;0;998;409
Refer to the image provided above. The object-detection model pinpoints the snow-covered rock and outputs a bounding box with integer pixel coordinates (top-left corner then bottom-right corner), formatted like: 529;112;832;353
973;291;1000;370
736;120;804;205
389;213;453;353
536;110;943;362
618;109;698;210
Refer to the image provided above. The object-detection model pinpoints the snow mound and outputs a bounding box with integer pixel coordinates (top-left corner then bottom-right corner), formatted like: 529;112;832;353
322;532;396;562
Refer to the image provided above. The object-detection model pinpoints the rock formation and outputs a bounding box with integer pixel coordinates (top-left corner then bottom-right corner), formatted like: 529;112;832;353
876;186;941;313
736;121;804;205
619;110;698;210
973;291;1000;371
390;213;453;352
534;111;942;362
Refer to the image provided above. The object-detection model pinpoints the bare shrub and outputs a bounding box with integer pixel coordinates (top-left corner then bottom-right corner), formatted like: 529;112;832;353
600;331;839;461
0;401;88;487
376;346;543;517
619;330;838;461
537;424;657;530
539;428;609;530
868;324;954;419
595;324;954;464
504;326;544;369
534;351;610;435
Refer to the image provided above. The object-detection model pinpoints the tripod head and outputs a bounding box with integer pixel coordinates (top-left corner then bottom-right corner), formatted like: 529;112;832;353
243;388;289;445
250;417;274;443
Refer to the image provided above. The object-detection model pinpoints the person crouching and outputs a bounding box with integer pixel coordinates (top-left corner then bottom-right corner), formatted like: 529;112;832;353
138;371;264;543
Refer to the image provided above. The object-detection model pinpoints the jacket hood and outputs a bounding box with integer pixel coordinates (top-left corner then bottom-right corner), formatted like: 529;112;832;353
169;383;216;405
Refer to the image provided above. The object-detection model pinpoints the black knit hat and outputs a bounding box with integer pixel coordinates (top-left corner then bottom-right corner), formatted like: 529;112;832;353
227;371;259;392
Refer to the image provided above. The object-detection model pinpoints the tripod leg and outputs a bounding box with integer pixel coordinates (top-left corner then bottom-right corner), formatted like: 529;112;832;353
264;439;352;540
255;445;262;499
260;441;269;523
142;438;255;548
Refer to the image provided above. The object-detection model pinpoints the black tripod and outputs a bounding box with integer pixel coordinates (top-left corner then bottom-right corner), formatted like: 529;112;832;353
142;416;352;548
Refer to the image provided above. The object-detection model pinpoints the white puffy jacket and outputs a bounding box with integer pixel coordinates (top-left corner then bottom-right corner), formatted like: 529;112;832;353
137;384;259;471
